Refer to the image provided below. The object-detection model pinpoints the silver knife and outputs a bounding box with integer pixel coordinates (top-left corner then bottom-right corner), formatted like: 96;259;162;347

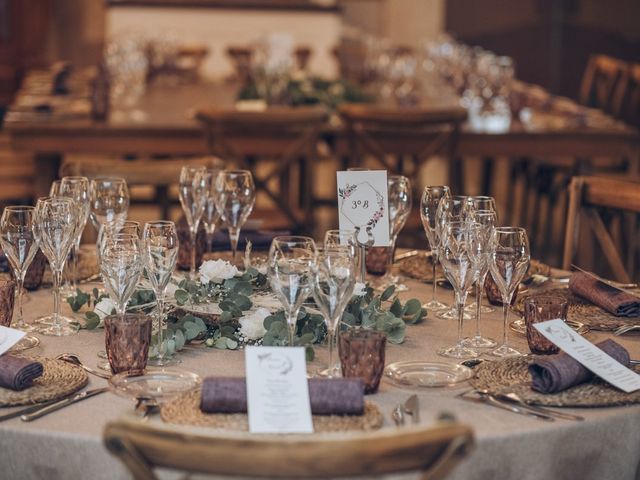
0;398;64;423
21;387;108;422
571;264;640;299
403;394;420;424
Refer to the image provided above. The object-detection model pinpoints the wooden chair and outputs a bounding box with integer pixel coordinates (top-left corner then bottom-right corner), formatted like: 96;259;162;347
59;155;223;220
226;46;254;83
338;103;467;192
579;54;629;116
195;106;328;234
613;62;640;128
104;415;474;480
562;176;640;283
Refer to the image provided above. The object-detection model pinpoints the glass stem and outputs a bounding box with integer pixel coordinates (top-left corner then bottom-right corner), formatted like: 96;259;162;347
229;228;240;263
359;245;366;283
327;327;335;376
14;270;24;329
475;281;482;338
156;294;165;358
456;292;467;345
206;231;213;254
52;268;62;325
287;312;296;347
386;236;397;278
189;229;197;278
72;240;80;292
431;253;438;301
502;302;509;346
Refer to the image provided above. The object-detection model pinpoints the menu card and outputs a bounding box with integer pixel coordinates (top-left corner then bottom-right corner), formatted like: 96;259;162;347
534;319;640;393
245;346;313;433
336;170;390;247
0;326;25;356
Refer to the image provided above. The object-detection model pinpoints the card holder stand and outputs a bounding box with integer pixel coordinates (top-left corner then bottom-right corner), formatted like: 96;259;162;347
354;226;374;283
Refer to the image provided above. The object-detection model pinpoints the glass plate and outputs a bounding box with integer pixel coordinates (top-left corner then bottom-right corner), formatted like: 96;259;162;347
509;319;590;336
384;361;474;388
109;368;201;404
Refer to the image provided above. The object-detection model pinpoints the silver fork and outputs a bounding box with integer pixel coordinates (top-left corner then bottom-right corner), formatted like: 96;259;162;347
614;324;640;336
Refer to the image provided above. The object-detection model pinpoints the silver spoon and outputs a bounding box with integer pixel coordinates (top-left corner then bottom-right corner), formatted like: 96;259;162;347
494;391;584;421
56;353;111;380
391;405;405;426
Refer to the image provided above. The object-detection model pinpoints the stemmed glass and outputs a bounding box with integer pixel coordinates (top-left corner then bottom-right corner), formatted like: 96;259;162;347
214;170;256;263
312;245;356;377
89;177;129;231
419;186;450;310
437;221;480;359
33;197;79;336
378;175;411;291
143;221;179;366
268;236;317;347
0;206;40;348
488;227;530;358
202;167;222;254
100;234;143;318
324;229;358;263
179;166;207;277
59;177;90;293
461;210;497;349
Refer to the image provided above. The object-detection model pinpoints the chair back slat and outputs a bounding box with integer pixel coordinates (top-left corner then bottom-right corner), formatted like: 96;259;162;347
579;54;629;116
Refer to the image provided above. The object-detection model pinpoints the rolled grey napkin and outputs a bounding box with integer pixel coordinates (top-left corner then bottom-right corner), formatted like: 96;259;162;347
200;377;365;415
569;272;640;317
529;339;630;394
0;355;44;391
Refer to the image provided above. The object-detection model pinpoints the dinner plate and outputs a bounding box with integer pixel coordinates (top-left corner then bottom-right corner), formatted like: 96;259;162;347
384;361;474;388
109;368;201;404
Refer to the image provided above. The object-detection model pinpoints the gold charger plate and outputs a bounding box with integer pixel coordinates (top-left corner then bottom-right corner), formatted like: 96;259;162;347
161;389;383;433
512;287;638;331
470;356;640;408
0;357;88;407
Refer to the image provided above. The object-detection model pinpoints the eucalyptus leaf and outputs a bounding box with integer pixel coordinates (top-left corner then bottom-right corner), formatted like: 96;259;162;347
174;289;189;306
380;285;395;301
84;311;101;329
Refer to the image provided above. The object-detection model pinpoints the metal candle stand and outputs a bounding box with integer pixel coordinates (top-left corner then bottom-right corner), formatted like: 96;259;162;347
354;226;375;283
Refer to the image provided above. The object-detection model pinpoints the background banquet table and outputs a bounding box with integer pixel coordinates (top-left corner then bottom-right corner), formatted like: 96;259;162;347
0;271;639;480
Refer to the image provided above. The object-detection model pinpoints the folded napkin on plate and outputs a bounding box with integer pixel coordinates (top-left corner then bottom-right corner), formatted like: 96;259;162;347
569;272;640;317
529;339;630;394
200;377;364;415
0;355;43;391
211;230;289;251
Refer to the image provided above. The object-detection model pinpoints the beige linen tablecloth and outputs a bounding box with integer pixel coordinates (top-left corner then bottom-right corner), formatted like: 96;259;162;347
1;276;639;480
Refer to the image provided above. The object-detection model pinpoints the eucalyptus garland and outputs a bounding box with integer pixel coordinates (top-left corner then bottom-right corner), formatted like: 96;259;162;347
66;264;426;361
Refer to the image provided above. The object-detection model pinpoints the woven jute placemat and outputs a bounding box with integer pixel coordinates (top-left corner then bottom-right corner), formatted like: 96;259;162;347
398;253;443;283
0;357;88;407
161;389;384;432
513;287;637;331
470;356;640;408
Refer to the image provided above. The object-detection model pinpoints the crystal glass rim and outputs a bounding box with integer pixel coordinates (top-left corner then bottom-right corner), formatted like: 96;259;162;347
494;226;526;234
218;169;252;176
60;176;89;183
271;235;316;246
143;220;175;228
524;294;568;307
3;205;35;212
90;176;127;184
104;312;152;325
36;196;75;206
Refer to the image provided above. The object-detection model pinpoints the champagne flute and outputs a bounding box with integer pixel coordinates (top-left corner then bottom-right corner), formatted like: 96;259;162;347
268;236;317;347
419;185;450;310
202;167;222;254
33;197;79;336
100;234;143;317
215;170;256;264
324;229;358;263
437;221;480;359
489;227;530;358
378;175;412;291
59;176;90;293
179;166;207;277
0;206;40;348
312;246;356;377
49;180;74;296
143;221;179;366
462;210;497;349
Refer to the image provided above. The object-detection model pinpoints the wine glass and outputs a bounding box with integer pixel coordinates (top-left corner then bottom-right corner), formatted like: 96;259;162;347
437;221;480;359
312;245;356;377
489;227;530;358
202;167;222;254
49;180;74;296
0;206;41;348
59;176;90;293
33;197;78;336
143;221;179;366
268;236;317;347
179;166;207;277
419;185;450;310
378;175;412;291
214;170;256;263
89;177;129;230
100;234;143;318
97;221;140;263
461;210;497;349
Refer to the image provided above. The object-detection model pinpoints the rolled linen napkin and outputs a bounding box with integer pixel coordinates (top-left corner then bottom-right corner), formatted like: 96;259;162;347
529;339;630;394
200;377;364;415
0;355;44;391
569;272;640;317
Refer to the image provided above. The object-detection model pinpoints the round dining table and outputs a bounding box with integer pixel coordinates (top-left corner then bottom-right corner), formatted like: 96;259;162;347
0;263;639;480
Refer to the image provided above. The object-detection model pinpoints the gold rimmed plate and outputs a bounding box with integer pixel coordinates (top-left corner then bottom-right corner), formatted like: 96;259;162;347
384;361;474;388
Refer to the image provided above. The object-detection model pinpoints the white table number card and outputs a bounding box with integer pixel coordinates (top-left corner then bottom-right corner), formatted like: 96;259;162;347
0;326;25;357
336;170;390;247
245;346;314;433
534;319;640;393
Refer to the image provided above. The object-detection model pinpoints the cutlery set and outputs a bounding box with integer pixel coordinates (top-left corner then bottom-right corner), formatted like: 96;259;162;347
391;394;420;426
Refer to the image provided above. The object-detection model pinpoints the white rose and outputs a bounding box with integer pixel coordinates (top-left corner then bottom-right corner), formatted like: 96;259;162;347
239;307;270;340
353;282;367;297
199;259;239;284
94;298;117;320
